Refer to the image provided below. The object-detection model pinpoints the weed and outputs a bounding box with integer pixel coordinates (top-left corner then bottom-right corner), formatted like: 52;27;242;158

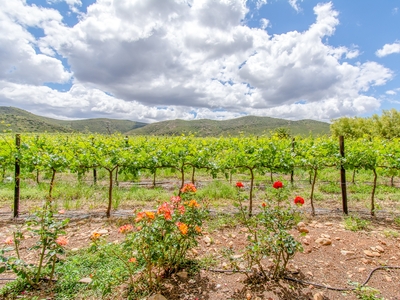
197;254;219;269
350;282;384;300
382;229;399;238
344;215;370;232
54;243;132;299
196;180;237;205
319;182;341;194
206;213;238;232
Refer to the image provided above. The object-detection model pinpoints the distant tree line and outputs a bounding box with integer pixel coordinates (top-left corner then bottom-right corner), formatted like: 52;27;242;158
330;108;400;139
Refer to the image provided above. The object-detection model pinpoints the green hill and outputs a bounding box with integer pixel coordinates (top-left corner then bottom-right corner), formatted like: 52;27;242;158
0;106;330;136
0;107;147;134
127;116;330;136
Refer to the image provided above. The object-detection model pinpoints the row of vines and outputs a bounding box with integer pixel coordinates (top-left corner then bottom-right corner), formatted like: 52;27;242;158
1;134;400;217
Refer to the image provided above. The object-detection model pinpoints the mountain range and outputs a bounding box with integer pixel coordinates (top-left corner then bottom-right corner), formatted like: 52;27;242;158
0;106;330;136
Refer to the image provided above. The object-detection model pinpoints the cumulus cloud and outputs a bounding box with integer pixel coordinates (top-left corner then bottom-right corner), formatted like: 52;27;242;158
288;0;303;12
0;0;395;123
376;41;400;57
0;0;71;84
256;0;268;10
386;88;400;95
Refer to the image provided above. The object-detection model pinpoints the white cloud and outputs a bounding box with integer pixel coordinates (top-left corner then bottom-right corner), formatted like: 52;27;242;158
386;88;400;95
260;18;269;29
288;0;303;12
256;0;268;10
0;0;395;123
376;41;400;57
0;0;71;84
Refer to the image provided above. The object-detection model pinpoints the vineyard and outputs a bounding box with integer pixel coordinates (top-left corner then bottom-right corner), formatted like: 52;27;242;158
1;133;400;217
1;133;400;300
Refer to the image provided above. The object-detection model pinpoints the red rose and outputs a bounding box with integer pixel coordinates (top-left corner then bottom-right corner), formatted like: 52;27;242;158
273;181;283;189
236;182;244;188
294;196;305;205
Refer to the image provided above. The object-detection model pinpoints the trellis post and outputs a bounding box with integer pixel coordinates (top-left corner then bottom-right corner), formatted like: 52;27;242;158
339;136;348;215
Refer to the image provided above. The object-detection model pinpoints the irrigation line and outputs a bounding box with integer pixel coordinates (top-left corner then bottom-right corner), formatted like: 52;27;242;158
207;266;400;292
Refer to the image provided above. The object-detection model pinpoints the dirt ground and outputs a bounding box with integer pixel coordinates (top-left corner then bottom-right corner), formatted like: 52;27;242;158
1;206;400;300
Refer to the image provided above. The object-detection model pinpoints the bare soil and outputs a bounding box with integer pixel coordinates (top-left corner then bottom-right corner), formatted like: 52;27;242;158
1;208;400;300
1;177;400;299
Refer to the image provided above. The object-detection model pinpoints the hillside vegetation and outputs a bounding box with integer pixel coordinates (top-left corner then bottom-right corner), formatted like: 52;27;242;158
0;106;330;136
0;107;146;134
126;116;330;136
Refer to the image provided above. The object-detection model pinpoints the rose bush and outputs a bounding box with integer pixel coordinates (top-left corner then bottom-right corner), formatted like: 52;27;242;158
231;181;304;279
112;183;207;291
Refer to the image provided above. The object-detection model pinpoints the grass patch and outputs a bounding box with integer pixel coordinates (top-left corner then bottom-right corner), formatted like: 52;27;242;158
54;243;133;300
343;215;370;232
196;180;237;207
382;229;399;239
206;213;239;232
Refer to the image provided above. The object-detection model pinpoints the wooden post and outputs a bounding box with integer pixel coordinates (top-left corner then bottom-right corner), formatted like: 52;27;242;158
291;138;295;184
93;168;97;185
14;134;21;218
339;136;348;215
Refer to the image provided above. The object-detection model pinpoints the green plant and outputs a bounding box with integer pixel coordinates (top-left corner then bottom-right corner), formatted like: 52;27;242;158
206;213;238;232
344;215;370;232
198;253;219;269
350;282;384;300
106;183;207;293
233;180;303;279
0;200;69;289
383;229;399;238
394;216;400;226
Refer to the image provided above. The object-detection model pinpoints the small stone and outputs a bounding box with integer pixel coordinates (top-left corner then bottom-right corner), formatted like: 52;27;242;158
358;268;366;272
315;238;332;246
306;271;313;277
246;292;252;300
361;258;373;264
335;237;341;240
341;250;355;256
176;271;188;280
364;250;380;257
297;222;306;228
71;248;80;252
315;223;324;228
228;241;234;247
303;239;310;245
375;245;384;253
215;284;222;289
148;294;168;300
298;227;309;233
97;229;108;235
321;234;331;239
385;276;392;282
313;292;324;300
78;277;92;284
203;236;212;244
325;222;333;226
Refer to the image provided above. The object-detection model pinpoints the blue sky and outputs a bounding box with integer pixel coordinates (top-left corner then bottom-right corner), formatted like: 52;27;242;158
1;0;399;123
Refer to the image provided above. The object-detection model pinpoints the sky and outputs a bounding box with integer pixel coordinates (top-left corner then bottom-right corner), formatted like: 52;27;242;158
1;0;400;123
